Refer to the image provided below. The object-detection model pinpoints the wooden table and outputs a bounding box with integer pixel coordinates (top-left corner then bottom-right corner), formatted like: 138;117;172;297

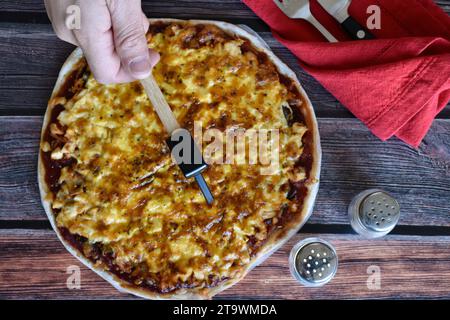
0;0;449;300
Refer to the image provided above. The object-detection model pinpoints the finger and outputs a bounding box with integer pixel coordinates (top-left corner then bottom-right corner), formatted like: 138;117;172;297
141;13;160;68
141;12;150;34
148;49;161;69
142;14;160;68
107;0;152;80
45;0;78;45
74;0;134;84
81;31;137;84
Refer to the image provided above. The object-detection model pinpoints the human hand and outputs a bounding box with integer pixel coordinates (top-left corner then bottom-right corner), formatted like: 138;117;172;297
45;0;160;84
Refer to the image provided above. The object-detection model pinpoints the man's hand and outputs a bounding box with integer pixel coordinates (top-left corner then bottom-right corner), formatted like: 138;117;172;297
45;0;160;84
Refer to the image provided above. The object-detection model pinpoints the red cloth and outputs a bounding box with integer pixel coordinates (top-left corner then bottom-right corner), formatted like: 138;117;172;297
243;0;450;147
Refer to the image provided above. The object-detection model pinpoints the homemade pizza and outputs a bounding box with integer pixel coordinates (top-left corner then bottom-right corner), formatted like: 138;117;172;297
38;19;321;299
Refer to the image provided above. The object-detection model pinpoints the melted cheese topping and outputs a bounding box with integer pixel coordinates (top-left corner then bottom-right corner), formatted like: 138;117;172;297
44;23;309;293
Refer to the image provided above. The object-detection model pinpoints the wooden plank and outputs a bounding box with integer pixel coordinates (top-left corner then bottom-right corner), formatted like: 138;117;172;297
0;23;448;118
0;229;449;299
437;0;450;13
0;0;262;22
0;0;257;19
0;0;449;15
0;23;345;117
1;116;449;226
222;233;450;299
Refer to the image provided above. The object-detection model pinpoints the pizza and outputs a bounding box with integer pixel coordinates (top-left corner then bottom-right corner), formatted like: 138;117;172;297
38;19;321;299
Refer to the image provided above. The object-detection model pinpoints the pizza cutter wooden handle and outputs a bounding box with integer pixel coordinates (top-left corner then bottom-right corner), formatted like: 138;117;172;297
140;74;180;134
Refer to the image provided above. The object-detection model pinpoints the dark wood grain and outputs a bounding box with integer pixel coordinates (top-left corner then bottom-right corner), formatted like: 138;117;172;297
0;0;449;301
0;0;256;16
1;116;449;226
0;23;346;117
1;229;449;300
0;20;449;117
0;0;449;15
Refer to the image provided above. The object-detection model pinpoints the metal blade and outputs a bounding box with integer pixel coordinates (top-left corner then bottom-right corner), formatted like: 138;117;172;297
195;174;214;205
317;0;351;23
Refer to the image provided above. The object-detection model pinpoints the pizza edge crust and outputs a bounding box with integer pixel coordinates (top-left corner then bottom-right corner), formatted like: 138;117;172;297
38;18;322;300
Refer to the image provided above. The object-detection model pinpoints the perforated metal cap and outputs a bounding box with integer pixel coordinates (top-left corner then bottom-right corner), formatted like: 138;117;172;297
289;238;338;287
349;189;400;238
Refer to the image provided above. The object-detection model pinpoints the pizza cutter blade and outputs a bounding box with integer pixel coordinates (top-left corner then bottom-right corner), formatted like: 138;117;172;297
140;74;214;205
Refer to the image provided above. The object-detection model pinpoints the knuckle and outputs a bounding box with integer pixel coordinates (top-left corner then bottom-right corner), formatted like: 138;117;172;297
115;24;145;50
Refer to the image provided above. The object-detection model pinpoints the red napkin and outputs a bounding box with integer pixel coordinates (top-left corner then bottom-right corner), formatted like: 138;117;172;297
243;0;450;147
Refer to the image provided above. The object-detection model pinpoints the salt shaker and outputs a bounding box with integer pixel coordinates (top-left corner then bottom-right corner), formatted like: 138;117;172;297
289;238;338;287
348;189;400;238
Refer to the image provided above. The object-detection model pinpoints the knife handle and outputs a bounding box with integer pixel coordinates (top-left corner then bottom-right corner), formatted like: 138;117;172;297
341;16;375;40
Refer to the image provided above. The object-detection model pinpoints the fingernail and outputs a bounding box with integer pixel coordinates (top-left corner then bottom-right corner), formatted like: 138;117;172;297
128;56;151;78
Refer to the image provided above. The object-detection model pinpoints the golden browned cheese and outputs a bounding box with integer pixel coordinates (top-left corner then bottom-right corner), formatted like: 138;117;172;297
43;23;309;293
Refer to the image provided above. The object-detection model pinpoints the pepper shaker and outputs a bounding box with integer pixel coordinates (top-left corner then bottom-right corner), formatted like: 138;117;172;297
348;189;400;238
289;238;338;287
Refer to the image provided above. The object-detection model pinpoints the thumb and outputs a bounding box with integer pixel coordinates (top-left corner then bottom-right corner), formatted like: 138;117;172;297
108;0;155;79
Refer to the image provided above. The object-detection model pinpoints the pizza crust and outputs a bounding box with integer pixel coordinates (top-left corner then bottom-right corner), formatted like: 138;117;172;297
38;18;321;299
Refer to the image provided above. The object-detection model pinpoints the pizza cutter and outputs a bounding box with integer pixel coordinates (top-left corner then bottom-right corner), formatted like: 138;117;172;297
140;74;214;204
